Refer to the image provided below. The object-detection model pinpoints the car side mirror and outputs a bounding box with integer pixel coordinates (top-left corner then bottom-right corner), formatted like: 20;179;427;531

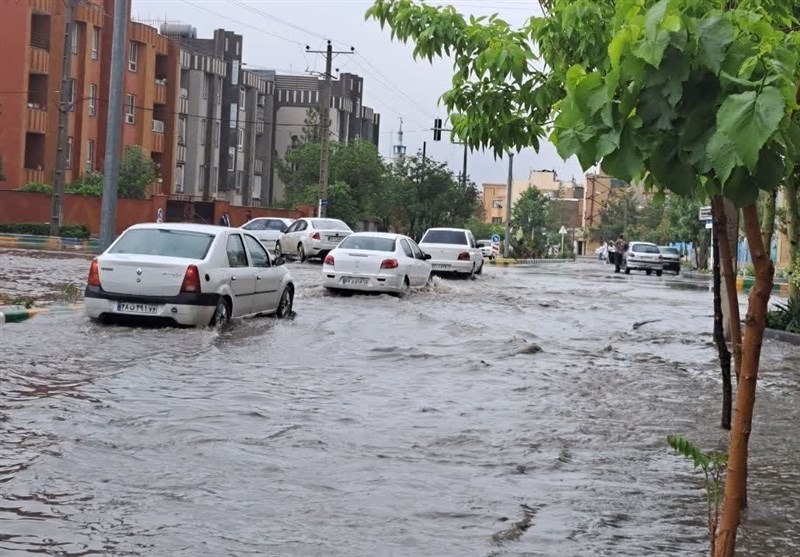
274;256;286;266
476;242;485;248
423;253;432;260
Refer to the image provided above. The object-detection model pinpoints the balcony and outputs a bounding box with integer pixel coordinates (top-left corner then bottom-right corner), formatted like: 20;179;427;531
154;80;167;104
25;168;45;184
254;159;263;175
179;96;189;114
176;144;186;163
29;46;50;74
256;121;264;135
152;131;165;153
27;107;47;133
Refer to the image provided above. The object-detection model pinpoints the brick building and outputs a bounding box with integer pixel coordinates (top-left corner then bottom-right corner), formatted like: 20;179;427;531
481;183;506;225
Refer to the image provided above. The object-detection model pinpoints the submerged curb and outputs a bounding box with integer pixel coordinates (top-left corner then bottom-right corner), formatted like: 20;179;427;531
490;258;576;266
0;234;99;254
0;304;85;324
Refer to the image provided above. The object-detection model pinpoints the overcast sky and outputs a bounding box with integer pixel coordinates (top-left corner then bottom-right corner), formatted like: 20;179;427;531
131;0;586;187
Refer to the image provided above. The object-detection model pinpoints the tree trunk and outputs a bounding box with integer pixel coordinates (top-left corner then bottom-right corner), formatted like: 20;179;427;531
711;203;732;430
714;204;774;557
786;176;798;305
713;197;743;382
760;190;777;260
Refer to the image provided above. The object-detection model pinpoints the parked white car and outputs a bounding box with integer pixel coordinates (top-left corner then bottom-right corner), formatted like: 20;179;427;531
241;217;295;253
84;223;294;327
279;218;353;262
478;239;495;259
322;232;432;295
418;227;484;276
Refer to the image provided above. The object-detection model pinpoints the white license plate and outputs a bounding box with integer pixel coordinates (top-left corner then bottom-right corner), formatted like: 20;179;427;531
328;236;342;242
116;302;159;315
341;277;369;286
432;264;451;270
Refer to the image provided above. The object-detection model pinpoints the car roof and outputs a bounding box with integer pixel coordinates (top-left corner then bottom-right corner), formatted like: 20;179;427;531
629;241;657;246
127;222;228;235
246;217;293;222
423;227;469;232
347;231;404;239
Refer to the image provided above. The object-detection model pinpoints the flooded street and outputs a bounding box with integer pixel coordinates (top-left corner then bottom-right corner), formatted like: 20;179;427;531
1;252;798;556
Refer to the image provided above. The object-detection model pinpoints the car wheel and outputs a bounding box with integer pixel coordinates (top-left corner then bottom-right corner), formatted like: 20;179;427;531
298;243;307;263
476;261;483;275
656;270;663;277
274;241;282;257
624;267;631;274
646;269;652;276
276;286;293;318
397;276;411;298
210;297;231;329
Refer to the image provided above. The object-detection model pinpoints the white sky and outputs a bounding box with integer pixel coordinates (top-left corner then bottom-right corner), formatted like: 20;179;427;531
131;0;585;187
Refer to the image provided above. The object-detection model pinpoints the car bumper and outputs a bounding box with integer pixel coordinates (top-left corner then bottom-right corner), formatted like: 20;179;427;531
663;260;681;270
322;271;405;293
429;259;474;274
626;260;663;270
84;285;218;326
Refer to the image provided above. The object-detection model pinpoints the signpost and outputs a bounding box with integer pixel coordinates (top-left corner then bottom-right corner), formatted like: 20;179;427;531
559;225;567;254
491;234;501;258
699;205;713;267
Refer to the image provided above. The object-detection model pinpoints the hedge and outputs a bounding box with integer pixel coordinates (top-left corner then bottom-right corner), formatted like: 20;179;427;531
0;223;92;239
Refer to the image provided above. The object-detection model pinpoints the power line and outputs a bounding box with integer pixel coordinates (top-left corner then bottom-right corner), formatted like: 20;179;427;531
178;0;302;46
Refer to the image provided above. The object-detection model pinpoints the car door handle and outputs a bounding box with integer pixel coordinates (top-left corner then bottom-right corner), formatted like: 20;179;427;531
256;275;262;280
231;276;237;281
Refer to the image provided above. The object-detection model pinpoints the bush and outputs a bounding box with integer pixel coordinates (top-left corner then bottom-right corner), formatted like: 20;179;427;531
19;182;53;194
0;222;91;239
766;299;800;333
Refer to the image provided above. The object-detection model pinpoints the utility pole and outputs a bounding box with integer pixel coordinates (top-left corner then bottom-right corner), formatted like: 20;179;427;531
420;140;426;184
503;152;514;258
99;0;128;250
50;0;77;236
306;41;354;218
461;143;468;189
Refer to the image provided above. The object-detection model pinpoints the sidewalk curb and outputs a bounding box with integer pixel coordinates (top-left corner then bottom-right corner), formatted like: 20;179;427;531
489;258;577;266
0;234;99;254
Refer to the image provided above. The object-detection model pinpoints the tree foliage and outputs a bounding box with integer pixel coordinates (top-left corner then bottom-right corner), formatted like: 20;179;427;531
119;146;156;199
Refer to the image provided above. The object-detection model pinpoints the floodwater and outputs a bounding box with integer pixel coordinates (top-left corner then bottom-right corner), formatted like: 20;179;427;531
1;252;798;556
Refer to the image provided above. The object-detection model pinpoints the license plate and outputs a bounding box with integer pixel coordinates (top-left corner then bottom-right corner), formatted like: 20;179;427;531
116;302;158;314
341;277;369;286
328;236;341;242
432;264;450;270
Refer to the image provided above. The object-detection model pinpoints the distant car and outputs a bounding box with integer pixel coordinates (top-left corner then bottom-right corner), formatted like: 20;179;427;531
659;246;681;274
606;242;616;263
478;239;495;259
322;232;432;296
279;218;353;262
595;244;607;261
621;241;664;276
241;217;294;253
84;223;294;327
419;227;484;276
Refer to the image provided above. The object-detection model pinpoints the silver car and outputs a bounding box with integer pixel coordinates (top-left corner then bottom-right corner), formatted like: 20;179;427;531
241;217;295;254
622;241;664;276
658;246;681;274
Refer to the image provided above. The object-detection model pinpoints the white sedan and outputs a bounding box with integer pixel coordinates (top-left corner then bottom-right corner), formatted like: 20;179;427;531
279;218;353;262
84;223;295;327
322;232;432;296
419;227;484;276
241;217;294;253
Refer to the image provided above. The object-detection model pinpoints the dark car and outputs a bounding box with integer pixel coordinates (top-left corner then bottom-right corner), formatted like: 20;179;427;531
658;246;681;274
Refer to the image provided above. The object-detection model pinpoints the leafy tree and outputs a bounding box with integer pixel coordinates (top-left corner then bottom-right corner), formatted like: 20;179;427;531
366;1;800;553
466;217;505;242
301;107;322;144
663;195;711;269
67;172;103;196
511;186;550;256
118;146;156;199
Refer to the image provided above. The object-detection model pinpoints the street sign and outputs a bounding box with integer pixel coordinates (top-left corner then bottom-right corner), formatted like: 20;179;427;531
699;206;712;221
491;234;501;243
558;226;567;235
706;221;713;229
321;199;330;207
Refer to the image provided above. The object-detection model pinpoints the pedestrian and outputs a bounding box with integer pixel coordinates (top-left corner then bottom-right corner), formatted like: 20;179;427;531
219;212;231;227
614;234;627;273
245;210;252;223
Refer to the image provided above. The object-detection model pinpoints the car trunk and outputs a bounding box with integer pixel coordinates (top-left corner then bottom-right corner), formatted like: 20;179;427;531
317;229;351;246
98;254;194;296
419;243;469;261
629;251;662;264
333;251;387;274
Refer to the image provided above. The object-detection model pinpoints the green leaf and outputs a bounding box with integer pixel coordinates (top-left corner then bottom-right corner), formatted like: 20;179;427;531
667;434;710;470
600;126;642;182
632;0;671;67
707;130;741;185
697;14;734;74
716;87;786;171
649;139;697;196
723;167;760;208
754;148;784;191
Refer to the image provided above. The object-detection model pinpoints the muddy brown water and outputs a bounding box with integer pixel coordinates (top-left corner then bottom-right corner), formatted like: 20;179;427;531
1;251;798;556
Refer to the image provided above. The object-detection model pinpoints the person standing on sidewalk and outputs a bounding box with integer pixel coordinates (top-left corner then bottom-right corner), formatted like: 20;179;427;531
614;234;627;273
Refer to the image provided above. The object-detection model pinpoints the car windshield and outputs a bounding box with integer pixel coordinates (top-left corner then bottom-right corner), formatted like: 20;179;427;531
338;236;396;252
420;230;467;245
659;247;679;255
311;219;350;231
479;240;492;245
109;229;214;259
632;243;660;254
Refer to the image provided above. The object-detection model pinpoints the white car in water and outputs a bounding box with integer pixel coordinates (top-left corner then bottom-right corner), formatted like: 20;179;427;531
322;232;432;295
418;227;484;276
278;217;353;262
241;217;295;253
84;223;294;327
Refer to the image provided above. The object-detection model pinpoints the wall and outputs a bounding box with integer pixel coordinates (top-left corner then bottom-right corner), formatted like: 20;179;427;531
481;183;506;224
0;0;30;190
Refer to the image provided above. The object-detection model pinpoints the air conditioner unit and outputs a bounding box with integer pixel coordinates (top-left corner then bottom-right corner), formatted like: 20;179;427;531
125;114;135;124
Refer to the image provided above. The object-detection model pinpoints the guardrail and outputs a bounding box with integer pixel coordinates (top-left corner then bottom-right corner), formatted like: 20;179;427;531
0;234;99;253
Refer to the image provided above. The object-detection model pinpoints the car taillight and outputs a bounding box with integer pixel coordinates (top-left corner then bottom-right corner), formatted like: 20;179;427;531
457;252;470;261
658;255;664;260
628;253;635;257
380;258;398;269
324;254;335;265
312;232;321;240
87;258;101;286
180;265;201;293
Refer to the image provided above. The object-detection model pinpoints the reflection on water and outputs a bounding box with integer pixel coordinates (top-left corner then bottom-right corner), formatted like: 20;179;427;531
1;259;798;556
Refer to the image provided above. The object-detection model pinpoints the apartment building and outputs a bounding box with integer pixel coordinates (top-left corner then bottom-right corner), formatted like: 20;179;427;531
481;183;507;225
0;0;178;192
259;71;381;205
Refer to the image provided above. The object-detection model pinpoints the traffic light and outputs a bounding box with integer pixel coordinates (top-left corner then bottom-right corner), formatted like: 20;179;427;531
433;118;442;141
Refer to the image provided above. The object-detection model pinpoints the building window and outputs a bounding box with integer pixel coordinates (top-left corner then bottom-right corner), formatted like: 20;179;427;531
211;166;217;190
175;164;184;191
492;217;502;225
88;84;97;116
228;147;235;171
68;78;76;111
125;94;135;124
66;137;73;169
492;199;503;208
236;170;243;193
91;27;99;60
213;121;220;147
235;41;240;56
229;104;237;128
128;41;138;72
199;164;206;184
231;60;239;86
200;119;206;145
202;74;209;99
70;23;78;54
86;139;94;172
239;88;245;110
237;128;244;151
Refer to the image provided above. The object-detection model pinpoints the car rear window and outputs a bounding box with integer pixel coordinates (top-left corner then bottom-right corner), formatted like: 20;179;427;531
109;229;214;259
244;219;290;232
660;247;679;255
632;243;660;254
420;230;468;245
311;219;350;231
338;236;395;252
